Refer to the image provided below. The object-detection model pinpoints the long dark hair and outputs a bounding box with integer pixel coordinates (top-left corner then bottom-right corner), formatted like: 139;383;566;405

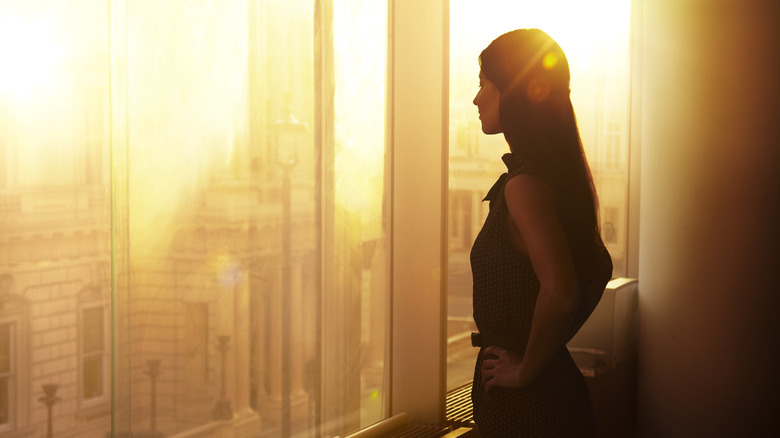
480;29;611;328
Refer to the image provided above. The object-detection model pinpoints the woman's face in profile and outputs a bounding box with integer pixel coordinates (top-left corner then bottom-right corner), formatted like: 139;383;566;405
473;70;501;135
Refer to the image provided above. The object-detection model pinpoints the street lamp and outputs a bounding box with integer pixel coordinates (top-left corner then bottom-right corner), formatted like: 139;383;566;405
144;359;163;436
39;384;60;438
271;97;306;437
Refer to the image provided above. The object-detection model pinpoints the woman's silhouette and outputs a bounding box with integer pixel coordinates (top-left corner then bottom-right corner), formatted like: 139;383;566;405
470;29;612;436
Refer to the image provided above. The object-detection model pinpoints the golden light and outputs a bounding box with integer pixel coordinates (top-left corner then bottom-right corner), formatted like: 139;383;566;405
543;52;559;70
450;0;631;74
0;12;64;97
332;0;387;238
450;0;633;161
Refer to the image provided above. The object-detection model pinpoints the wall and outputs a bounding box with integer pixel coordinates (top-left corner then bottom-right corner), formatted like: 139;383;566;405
638;1;780;436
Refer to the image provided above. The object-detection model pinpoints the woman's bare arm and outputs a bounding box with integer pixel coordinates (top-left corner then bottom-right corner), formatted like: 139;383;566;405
481;173;579;390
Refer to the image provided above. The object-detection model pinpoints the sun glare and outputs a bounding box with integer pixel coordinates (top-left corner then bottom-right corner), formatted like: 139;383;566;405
543;52;559;70
333;0;387;237
450;0;630;72
0;13;64;97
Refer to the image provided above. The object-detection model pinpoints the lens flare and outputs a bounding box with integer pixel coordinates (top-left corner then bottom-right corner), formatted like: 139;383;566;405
212;253;241;288
543;52;558;70
526;77;551;102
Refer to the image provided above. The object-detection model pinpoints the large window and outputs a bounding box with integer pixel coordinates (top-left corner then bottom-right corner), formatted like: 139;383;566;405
0;0;634;433
447;0;634;390
113;1;390;436
2;0;389;437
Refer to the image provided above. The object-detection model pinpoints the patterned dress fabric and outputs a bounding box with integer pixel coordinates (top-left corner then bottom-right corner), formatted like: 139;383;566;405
470;153;595;437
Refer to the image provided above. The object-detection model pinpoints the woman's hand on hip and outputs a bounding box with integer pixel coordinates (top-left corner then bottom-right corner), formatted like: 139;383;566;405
480;346;529;392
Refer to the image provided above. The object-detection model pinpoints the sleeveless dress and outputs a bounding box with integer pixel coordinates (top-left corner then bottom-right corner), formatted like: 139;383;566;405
470;153;597;437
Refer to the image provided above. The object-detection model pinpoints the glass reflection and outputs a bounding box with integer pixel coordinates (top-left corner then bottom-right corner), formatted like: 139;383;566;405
0;1;388;437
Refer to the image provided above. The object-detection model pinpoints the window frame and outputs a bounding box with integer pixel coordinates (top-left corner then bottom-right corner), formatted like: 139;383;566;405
388;0;642;425
77;287;110;415
389;0;449;424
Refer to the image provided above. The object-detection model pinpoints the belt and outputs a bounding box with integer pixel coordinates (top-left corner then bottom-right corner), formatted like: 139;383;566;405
470;332;523;352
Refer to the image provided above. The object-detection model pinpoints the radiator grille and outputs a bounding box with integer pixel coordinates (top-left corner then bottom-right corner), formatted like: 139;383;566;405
387;423;453;437
445;383;475;426
389;424;477;438
378;385;479;438
343;385;478;437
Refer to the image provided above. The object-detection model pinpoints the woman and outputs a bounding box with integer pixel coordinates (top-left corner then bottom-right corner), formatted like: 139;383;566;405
470;29;612;436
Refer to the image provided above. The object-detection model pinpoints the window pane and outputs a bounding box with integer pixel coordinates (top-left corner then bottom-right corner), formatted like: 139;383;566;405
82;307;104;354
448;0;632;390
2;0;388;436
329;0;389;430
112;1;389;436
83;355;103;399
1;1;112;434
0;324;9;374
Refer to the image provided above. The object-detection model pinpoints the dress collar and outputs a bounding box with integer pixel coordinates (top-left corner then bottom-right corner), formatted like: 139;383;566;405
483;153;516;203
501;152;521;171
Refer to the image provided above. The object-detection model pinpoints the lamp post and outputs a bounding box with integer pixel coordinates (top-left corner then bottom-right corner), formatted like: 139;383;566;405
39;384;60;438
271;97;306;437
144;359;162;435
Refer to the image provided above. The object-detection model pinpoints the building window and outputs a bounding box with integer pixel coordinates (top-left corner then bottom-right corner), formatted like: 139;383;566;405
0;322;14;430
78;296;108;412
81;306;106;401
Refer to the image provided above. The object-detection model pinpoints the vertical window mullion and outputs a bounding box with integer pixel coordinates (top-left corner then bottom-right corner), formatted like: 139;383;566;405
390;0;448;424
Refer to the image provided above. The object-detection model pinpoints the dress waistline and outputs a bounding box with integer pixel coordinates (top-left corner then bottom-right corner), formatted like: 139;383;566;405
471;332;525;353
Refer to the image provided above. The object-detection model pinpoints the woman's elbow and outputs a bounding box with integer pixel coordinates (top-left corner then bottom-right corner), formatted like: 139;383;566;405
558;286;580;317
540;281;580;316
